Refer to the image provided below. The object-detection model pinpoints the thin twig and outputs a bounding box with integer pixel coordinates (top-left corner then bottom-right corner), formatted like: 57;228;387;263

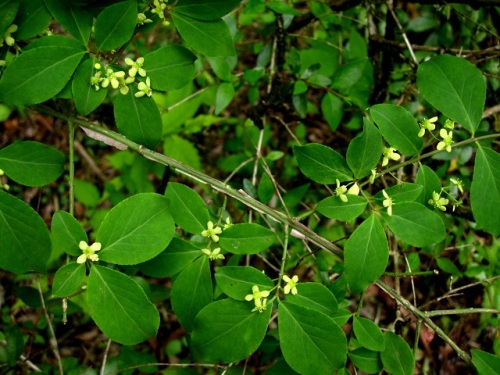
100;339;112;375
74;140;107;182
387;0;418;65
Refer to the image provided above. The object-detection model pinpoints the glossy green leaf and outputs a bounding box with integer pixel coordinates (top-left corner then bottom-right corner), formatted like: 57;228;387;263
72;57;108;115
172;12;235;56
374;183;423;204
317;195;367;222
171;256;213;331
52;262;86;298
0;0;19;36
51;210;87;257
347;118;383;179
191;298;271;363
370;104;422;156
215;266;274;301
143;45;197;91
266;358;300;375
471;349;500;375
294;143;352;184
285;282;338;316
45;0;93;45
215;82;235;114
279;301;347;375
87;265;159;345
138;238;201;278
0;190;51;274
417;54;486;133
331;58;373;109
415;164;441;206
94;0;137;51
344;214;388;294
0;44;85;105
97;193;175;265
113;88;162;149
471;145;500;235
0;141;65;186
353;316;385;351
14;0;51;40
380;332;414;375
164;182;209;234
219;223;275;255
381;202;446;247
321;92;344;130
349;347;383;374
175;0;242;20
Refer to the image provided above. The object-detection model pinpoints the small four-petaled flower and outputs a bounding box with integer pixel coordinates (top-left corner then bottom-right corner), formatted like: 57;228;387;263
418;116;437;137
382;147;401;166
76;241;101;263
245;285;270;313
437;129;453;152
428;191;449;211
125;57;146;78
283;275;299;295
335;179;348;203
201;247;224;261
201;221;222;242
382;190;394;216
450;178;464;194
135;77;152;98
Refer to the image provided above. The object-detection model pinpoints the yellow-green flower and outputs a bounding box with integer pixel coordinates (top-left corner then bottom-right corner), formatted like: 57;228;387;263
437;129;453;152
450;178;464;194
245;285;270;313
1;24;17;47
418;116;437;137
283;275;299;295
201;221;222;242
135;77;152;98
335;179;348;203
151;0;167;18
201;247;224;261
347;183;360;196
76;241;101;263
382;147;401;166
137;13;153;25
223;217;233;230
444;119;455;130
382;190;394;216
428;191;449;211
125;57;146;77
369;168;377;184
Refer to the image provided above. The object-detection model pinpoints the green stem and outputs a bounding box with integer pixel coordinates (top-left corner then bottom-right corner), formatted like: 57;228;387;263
414;319;422;363
376;280;472;367
276;224;290;299
383;270;439;277
68;121;75;216
423;308;500;317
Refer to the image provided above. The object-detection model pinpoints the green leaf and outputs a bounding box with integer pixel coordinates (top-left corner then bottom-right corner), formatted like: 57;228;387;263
417;54;486;133
267;1;300;15
172;12;235;56
171;256;213;331
94;0;137;51
143;45;197;91
278;301;347;375
0;45;85;105
164;182;209;234
45;0;93;45
380;332;414;375
191;299;271;363
436;257;461;276
0;0;19;37
72;57;107;115
415;164;441;206
0;141;65;186
317;195;367;222
321;92;344;131
163;135;201;170
373;183;423;204
74;178;100;207
294;143;352;184
0;190;51;274
3;325;24;367
219;223;275;255
97;193;175;265
87;265;159;345
51;210;87;257
353;316;385;351
344;214;388;294
331;58;373;109
113;88;162;150
138;238;201;278
381;202;446;247
14;0;51;40
349;347;383;374
215;266;274;301
370;104;423;156
471;145;500;235
471;349;500;375
175;0;242;20
52;262;86;298
346;118;383;179
215;82;235;115
285;282;338;316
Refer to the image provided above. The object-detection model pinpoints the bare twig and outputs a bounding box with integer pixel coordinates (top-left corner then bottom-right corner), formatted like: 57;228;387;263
100;339;112;375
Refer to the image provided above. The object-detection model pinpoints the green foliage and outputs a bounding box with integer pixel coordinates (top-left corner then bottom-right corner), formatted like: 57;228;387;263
0;1;498;373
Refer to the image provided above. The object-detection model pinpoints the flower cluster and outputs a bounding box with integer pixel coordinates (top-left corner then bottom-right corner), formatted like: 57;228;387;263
137;13;153;26
76;241;101;263
418;116;455;153
245;285;270;313
90;58;152;98
200;220;232;262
